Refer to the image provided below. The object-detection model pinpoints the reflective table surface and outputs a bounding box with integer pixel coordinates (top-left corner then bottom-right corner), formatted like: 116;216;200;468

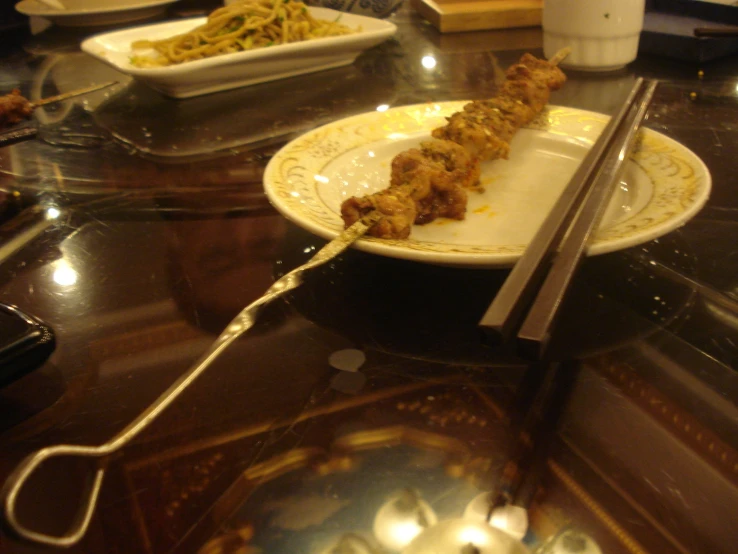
1;2;738;553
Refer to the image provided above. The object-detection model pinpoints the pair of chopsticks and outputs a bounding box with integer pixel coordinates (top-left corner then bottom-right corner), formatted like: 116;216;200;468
486;360;580;530
479;77;658;360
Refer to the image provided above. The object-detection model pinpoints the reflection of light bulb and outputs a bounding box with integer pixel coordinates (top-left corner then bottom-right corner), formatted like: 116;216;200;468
547;529;603;554
463;493;529;541
401;519;530;554
319;533;376;554
421;55;437;70
46;207;61;219
463;492;492;521
53;261;78;286
373;490;438;552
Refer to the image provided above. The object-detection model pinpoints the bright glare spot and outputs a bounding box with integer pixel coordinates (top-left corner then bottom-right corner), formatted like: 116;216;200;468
46;207;61;219
458;525;489;547
376;104;390;112
290;191;301;197
314;174;329;183
735;83;738;93
53;262;77;286
368;151;376;158
421;55;437;69
489;507;528;540
388;521;423;548
463;493;489;521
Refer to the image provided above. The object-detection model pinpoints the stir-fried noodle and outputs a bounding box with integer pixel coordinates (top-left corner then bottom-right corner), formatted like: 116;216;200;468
130;0;357;67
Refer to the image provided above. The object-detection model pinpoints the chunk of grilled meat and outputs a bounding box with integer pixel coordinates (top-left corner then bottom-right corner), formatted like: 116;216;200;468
340;186;418;239
0;90;33;128
432;54;567;160
340;138;480;237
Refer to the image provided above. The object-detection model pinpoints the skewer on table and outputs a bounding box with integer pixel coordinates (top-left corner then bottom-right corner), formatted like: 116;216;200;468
1;81;119;128
31;81;119;107
0;81;119;143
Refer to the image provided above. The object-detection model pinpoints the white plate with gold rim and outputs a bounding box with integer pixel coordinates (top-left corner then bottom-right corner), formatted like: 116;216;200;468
263;102;711;268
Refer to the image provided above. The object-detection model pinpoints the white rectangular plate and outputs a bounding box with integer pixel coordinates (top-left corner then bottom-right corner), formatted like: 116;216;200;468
81;8;397;98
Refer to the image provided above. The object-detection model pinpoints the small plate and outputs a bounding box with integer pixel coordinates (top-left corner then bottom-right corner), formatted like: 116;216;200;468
263;102;712;268
15;0;179;27
80;9;397;98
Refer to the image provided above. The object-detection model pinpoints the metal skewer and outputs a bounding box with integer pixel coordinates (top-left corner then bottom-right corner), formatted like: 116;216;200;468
1;213;379;548
31;81;119;108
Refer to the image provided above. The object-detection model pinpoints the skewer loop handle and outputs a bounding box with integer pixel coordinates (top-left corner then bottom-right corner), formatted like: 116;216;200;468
2;444;108;548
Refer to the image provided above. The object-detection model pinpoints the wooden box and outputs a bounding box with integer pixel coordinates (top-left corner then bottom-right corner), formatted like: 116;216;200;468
411;0;543;33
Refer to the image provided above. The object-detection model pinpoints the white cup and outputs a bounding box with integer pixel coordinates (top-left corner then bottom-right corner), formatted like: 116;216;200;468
543;0;645;71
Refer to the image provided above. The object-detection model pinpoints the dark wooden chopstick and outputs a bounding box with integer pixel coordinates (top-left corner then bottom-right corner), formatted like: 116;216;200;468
0;127;38;148
516;80;658;357
479;77;646;342
479;78;658;359
694;26;738;38
486;359;580;519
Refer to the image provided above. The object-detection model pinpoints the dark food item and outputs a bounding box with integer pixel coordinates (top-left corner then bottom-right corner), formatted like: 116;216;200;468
340;53;567;239
0;89;33;128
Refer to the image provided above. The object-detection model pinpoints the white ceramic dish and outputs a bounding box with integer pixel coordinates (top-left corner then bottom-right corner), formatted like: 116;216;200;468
15;0;179;27
264;102;711;268
80;8;397;98
543;0;645;71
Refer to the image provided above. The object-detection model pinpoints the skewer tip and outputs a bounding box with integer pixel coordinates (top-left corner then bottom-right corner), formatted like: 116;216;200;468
548;47;572;67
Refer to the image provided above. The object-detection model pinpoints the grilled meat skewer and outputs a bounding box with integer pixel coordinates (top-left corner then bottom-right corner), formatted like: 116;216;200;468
341;52;568;239
0;82;118;130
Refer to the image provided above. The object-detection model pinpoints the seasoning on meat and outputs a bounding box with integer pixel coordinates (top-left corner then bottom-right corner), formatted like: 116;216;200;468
0;90;33;128
340;52;567;239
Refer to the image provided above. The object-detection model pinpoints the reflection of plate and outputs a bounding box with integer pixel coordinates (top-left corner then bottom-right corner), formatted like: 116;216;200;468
93;63;395;160
80;9;397;98
264;103;711;268
277;224;696;363
15;0;179;27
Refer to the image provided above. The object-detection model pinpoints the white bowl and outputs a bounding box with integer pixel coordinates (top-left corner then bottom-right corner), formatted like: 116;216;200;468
543;0;645;71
